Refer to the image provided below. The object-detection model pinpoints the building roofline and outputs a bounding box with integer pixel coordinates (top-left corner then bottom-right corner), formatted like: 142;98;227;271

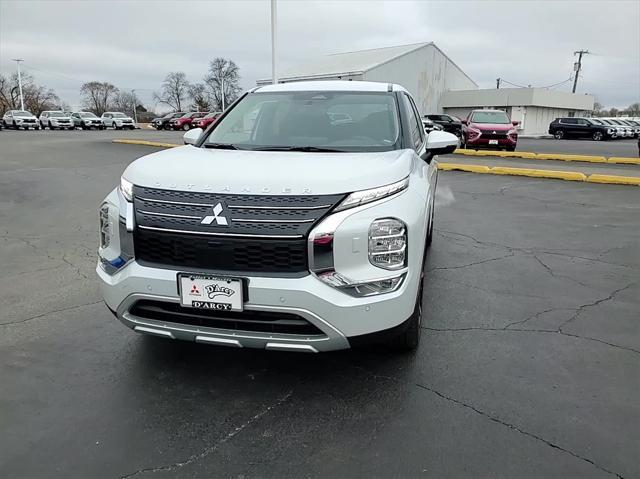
428;43;478;88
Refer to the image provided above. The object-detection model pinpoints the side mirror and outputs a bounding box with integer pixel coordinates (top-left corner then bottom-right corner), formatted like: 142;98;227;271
183;128;203;145
512;120;520;126
421;131;459;161
460;119;468;125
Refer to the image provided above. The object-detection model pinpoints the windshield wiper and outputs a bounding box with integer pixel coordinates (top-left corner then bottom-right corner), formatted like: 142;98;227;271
250;146;345;153
204;143;239;150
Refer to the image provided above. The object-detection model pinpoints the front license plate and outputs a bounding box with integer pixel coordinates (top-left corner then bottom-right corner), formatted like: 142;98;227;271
179;274;243;311
489;139;499;145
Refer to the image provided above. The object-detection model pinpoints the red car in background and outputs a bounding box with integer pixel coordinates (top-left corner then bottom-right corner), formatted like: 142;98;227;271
169;112;207;131
194;111;222;129
461;109;519;151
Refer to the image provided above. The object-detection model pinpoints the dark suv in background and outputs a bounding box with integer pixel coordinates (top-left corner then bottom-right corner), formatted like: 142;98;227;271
425;114;463;137
548;118;615;141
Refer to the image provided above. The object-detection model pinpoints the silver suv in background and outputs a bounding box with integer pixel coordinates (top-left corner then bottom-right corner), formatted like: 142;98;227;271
102;112;136;130
39;111;74;130
71;112;104;130
2;110;40;130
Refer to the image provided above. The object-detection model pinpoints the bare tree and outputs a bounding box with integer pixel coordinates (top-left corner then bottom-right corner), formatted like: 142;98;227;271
203;58;241;111
625;103;640;116
80;81;119;115
111;91;138;117
0;72;59;115
188;83;211;111
153;72;190;111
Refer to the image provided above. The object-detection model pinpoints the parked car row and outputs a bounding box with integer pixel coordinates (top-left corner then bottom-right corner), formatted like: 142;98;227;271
548;117;640;141
150;111;221;130
1;109;137;130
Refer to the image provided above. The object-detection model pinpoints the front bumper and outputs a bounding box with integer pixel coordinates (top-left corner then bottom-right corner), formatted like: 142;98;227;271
97;260;417;352
466;137;517;148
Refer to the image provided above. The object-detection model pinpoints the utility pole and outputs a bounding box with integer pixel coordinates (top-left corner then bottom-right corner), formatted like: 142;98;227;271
12;59;25;110
271;0;278;84
496;78;501;89
131;90;138;124
572;50;589;93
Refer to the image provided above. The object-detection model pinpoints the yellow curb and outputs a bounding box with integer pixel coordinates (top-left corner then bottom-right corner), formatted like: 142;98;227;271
492;151;537;159
490;166;587;182
112;139;180;148
535;153;607;163
437;163;491;174
607;157;640;165
587;174;640;186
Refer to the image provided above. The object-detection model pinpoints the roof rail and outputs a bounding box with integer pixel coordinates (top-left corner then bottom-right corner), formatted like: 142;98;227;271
387;83;393;92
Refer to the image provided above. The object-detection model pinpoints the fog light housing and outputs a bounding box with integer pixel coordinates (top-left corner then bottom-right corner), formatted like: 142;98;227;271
369;218;407;270
317;271;405;297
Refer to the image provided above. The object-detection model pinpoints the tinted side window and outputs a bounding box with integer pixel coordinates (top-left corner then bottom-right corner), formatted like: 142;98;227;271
562;118;577;125
401;93;422;150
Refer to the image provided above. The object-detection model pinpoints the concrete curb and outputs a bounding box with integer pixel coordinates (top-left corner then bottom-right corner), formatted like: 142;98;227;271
454;148;637;164
438;162;640;186
112;139;180;148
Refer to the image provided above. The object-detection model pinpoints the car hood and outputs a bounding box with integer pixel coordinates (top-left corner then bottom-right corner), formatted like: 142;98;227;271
123;145;414;195
15;115;36;119
470;122;514;131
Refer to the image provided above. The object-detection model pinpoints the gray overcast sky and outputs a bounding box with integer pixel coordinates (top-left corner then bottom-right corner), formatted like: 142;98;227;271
1;0;639;110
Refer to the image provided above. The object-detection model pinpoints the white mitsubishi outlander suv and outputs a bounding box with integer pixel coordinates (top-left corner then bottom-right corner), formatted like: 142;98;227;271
97;81;459;352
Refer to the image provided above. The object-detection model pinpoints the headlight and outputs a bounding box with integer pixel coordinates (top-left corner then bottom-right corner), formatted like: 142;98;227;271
607;128;615;134
120;177;133;201
334;177;408;212
368;218;407;270
507;128;518;136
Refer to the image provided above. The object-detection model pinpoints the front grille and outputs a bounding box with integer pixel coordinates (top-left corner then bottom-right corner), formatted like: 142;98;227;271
480;130;508;139
132;186;345;273
135;228;307;272
130;300;325;336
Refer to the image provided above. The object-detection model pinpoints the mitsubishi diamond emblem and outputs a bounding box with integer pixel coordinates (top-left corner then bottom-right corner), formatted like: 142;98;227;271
201;203;228;226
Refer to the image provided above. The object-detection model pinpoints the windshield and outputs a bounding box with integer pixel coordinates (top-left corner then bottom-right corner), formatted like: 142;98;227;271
49;112;66;117
15;110;33;116
203;112;219;119
470;111;510;124
205;91;400;152
428;115;450;122
112;113;127;118
80;113;97;118
590;118;603;125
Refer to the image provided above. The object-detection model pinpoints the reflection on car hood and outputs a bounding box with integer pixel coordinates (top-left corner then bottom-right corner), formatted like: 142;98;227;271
123;145;414;195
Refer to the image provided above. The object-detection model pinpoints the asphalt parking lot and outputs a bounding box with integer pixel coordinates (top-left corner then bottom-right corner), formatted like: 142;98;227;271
1;130;639;478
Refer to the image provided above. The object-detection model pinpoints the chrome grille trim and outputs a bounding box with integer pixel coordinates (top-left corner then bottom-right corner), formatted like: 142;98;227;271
138;210;201;220
231;218;316;224
138;225;303;239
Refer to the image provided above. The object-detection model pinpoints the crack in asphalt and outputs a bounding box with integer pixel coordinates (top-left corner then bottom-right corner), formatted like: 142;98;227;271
434;229;637;271
432;275;548;300
119;390;294;478
427;251;515;272
532;254;591;289
557;283;635;333
413;383;624;478
503;307;573;330
0;300;103;326
337;361;625;478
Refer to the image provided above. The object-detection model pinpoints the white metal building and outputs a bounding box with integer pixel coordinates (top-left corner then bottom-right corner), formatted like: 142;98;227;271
441;88;595;136
257;42;477;115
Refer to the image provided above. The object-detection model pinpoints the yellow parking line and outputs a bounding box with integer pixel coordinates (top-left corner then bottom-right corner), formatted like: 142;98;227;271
455;148;637;164
112;139;180;148
438;162;639;186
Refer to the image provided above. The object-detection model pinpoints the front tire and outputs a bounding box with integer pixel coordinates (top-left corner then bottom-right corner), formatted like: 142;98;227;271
554;130;565;140
182;123;190;131
592;131;603;141
388;279;423;351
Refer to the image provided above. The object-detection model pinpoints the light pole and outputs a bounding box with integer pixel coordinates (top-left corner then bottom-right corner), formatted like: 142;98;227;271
131;90;138;124
221;76;225;111
12;59;25;110
271;0;278;84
